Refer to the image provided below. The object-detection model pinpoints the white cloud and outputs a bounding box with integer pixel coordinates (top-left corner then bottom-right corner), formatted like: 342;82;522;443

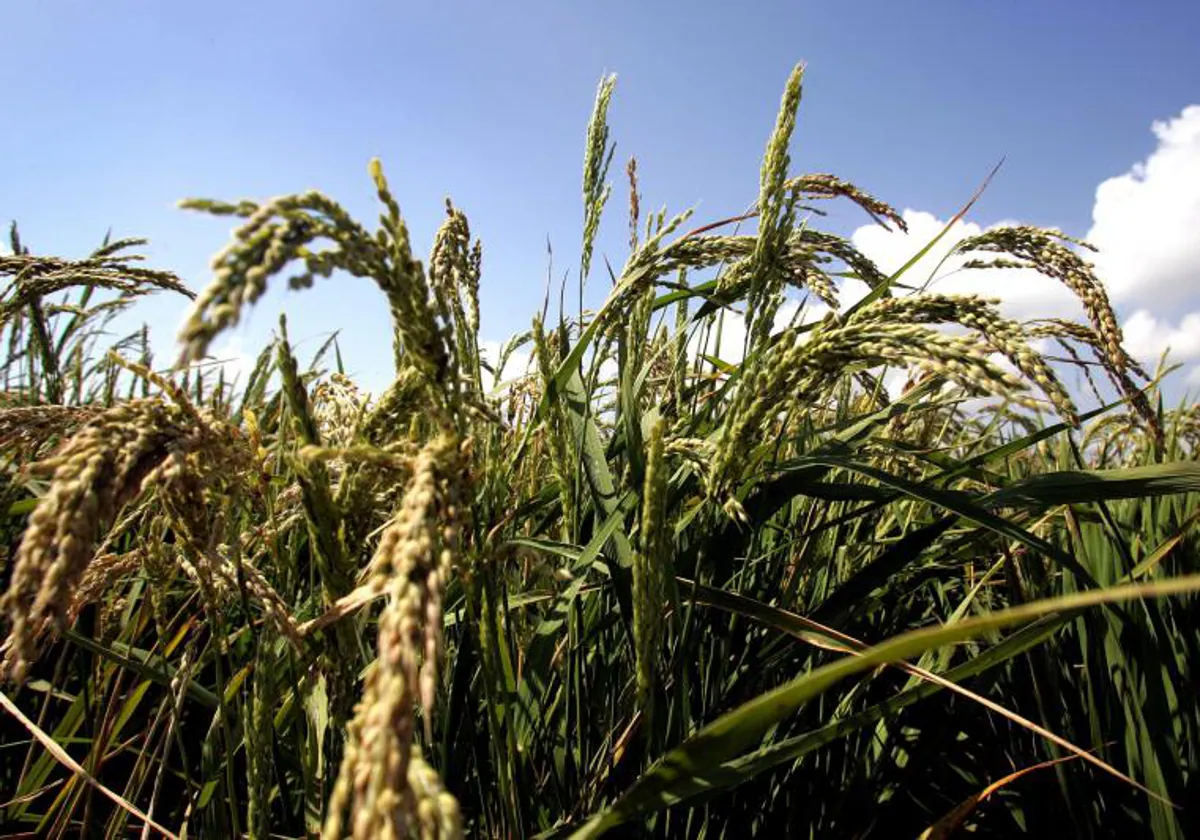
1087;106;1200;305
478;339;532;392
168;302;257;387
838;278;872;309
1090;106;1200;386
1120;309;1200;364
206;334;257;386
598;356;619;384
880;368;911;400
849;105;1200;387
685;299;810;364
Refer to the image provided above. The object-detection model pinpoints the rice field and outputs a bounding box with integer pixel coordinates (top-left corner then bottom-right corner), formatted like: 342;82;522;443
1;65;1198;839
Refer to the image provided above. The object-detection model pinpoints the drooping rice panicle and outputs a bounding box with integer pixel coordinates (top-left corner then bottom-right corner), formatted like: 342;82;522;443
322;432;465;840
1;398;248;680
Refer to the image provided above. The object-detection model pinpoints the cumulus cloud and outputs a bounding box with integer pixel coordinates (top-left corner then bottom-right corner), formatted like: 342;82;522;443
849;104;1200;385
1120;310;1200;364
1088;105;1200;383
206;334;257;386
1087;106;1200;305
478;339;532;392
685;299;807;364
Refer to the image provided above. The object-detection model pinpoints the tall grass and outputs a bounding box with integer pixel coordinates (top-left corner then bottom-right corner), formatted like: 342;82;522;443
1;65;1198;839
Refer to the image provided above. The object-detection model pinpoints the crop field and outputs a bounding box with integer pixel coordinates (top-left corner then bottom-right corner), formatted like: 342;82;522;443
1;67;1198;838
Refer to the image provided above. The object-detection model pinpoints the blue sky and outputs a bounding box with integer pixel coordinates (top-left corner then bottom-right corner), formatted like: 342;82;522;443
3;1;1198;394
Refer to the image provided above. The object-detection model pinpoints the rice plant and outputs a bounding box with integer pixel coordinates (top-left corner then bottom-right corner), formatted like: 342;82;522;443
1;64;1198;839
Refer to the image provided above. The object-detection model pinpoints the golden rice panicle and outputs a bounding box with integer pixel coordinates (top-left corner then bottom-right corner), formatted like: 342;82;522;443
633;417;670;711
0;399;233;681
429;200;484;397
618;207;693;289
67;549;143;624
753;62;803;252
0;238;192;324
429;199;481;337
858;294;1078;424
740;62;803;349
532;314;577;538
216;550;305;650
0;404;98;459
177;189;373;361
322;432;466;840
954;226;1123;361
407;749;465;840
708;302;1036;501
582;74;616;281
367;160;461;416
312;372;371;449
359;365;428;446
795;229;891;294
953;225;1159;438
180;162;461;423
658;232;840;307
785;172;908;233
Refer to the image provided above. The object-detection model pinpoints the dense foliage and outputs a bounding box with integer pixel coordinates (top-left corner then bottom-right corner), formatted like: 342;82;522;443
1;66;1199;839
